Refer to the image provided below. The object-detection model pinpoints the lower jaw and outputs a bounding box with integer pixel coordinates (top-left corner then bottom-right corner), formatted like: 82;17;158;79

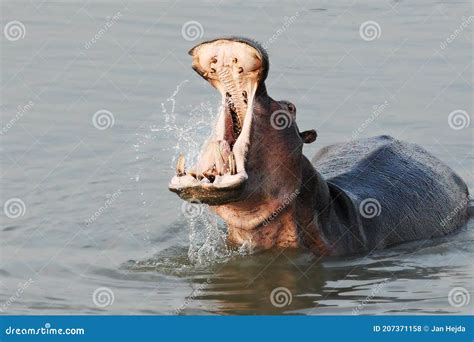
168;170;247;205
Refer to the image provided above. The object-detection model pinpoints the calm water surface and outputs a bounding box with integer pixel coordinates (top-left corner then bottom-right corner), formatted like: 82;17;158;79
1;0;472;315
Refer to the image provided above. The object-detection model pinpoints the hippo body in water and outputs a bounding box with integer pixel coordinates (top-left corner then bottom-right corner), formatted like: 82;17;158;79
169;37;470;256
312;135;469;254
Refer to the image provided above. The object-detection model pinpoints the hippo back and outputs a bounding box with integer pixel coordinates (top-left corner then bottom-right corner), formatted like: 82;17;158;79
312;135;469;251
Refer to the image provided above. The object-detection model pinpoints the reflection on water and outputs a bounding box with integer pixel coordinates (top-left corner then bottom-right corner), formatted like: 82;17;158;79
1;0;472;315
122;224;473;315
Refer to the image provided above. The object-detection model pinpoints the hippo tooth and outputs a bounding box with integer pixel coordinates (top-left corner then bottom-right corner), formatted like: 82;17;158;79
214;144;225;175
228;152;236;175
176;154;185;176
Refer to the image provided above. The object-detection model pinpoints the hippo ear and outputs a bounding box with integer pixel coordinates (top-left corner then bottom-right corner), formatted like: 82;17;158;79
300;129;317;144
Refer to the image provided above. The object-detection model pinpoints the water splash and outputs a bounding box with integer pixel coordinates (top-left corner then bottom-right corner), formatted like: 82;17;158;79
130;80;251;266
187;209;230;265
151;80;216;168
130;80;215;182
186;206;258;265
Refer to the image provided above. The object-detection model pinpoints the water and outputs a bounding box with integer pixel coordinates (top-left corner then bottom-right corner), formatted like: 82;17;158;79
1;0;472;315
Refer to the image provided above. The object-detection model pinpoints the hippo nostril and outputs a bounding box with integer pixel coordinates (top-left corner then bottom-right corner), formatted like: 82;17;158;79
211;57;217;63
232;57;238;63
210;68;216;73
242;91;247;98
238;67;244;74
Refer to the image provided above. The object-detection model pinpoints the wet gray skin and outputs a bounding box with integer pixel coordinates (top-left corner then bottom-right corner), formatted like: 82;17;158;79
169;37;471;256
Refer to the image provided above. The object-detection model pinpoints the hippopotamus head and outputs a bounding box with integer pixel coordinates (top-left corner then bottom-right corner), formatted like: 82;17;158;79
169;37;316;246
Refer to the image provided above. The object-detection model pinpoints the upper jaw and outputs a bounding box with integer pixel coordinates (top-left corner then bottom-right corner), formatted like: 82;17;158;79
169;38;268;205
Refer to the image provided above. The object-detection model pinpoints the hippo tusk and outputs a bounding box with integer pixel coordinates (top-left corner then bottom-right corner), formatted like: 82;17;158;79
228;152;237;175
214;143;226;175
176;154;185;176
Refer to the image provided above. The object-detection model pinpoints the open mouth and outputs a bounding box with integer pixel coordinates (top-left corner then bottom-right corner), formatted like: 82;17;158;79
169;38;267;205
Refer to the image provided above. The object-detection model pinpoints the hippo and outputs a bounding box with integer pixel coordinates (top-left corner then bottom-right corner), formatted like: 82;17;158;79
169;37;471;256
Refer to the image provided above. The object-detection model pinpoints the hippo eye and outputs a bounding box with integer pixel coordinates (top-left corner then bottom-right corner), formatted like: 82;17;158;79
287;103;295;114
